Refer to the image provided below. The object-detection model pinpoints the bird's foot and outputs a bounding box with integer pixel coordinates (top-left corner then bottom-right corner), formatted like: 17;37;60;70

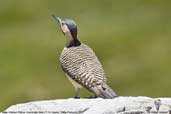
74;96;80;99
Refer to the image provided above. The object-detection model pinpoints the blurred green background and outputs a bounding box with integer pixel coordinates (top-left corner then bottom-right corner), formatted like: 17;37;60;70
0;0;171;111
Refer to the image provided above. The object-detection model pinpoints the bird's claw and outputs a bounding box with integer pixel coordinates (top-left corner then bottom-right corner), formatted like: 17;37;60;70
74;96;80;99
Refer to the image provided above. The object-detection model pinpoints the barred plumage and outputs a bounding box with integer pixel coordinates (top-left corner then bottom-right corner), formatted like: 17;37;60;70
60;44;106;90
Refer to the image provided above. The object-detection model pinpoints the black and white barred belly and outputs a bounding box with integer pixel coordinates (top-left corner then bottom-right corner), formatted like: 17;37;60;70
60;44;106;90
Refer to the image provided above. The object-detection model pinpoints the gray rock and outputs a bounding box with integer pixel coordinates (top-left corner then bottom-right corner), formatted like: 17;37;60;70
1;97;171;114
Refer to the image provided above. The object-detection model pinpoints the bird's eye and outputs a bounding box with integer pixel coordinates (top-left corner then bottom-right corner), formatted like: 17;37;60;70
61;22;65;25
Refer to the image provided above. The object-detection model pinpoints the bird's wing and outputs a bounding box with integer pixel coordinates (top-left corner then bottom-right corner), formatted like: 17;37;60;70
60;44;106;90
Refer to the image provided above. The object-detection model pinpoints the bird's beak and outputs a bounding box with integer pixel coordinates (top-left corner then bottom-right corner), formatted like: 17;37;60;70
52;15;62;25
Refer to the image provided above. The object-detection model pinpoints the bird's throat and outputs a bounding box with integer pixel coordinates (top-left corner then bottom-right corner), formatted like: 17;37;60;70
64;32;81;48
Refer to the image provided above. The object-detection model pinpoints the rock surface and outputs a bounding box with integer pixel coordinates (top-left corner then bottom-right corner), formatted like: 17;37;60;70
1;97;171;114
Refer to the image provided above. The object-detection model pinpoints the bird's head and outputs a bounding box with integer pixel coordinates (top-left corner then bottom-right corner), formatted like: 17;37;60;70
52;15;78;41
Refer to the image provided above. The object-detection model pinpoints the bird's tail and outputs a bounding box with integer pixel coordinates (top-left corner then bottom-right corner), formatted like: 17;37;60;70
91;83;118;99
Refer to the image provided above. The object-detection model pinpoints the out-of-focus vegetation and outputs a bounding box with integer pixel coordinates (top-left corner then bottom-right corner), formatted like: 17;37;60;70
0;0;171;111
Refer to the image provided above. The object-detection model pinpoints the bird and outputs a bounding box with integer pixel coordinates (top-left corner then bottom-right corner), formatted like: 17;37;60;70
52;15;118;99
